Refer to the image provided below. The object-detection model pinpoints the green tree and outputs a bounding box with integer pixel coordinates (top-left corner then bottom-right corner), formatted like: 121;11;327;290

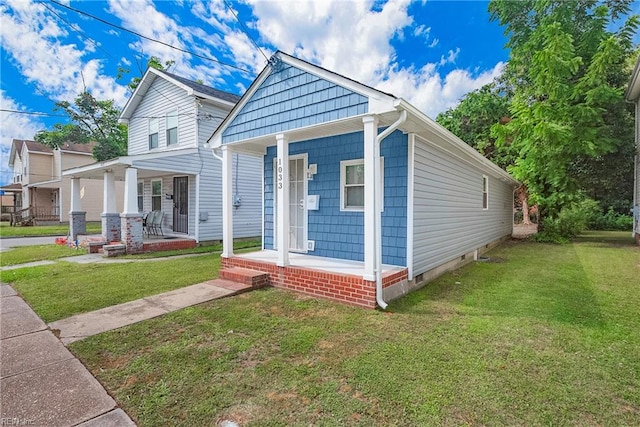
35;91;127;161
489;0;638;222
125;56;176;91
436;82;513;169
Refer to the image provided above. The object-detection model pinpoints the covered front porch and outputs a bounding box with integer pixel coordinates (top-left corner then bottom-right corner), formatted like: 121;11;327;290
63;151;197;254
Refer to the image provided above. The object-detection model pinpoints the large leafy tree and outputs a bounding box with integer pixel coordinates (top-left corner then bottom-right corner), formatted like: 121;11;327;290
436;82;513;169
489;0;638;219
35;91;127;161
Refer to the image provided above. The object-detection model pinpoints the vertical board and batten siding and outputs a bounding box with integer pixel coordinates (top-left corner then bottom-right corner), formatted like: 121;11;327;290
127;77;196;155
222;63;368;143
412;134;513;276
263;130;408;266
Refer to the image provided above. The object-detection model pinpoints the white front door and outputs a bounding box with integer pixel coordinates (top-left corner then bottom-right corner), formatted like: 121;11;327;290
274;154;307;252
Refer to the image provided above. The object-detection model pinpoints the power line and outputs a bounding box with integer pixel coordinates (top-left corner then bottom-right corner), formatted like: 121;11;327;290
0;109;67;118
48;0;253;75
222;0;269;63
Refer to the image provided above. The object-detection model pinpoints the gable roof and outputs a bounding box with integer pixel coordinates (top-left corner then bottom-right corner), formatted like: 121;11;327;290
120;67;241;121
59;142;96;154
209;51;517;185
24;140;53;154
9;139;53;167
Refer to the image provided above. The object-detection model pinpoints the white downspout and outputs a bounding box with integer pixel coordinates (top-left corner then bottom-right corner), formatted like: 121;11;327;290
374;109;407;309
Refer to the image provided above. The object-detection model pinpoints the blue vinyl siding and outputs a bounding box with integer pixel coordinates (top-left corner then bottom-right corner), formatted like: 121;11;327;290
264;130;407;266
223;63;368;143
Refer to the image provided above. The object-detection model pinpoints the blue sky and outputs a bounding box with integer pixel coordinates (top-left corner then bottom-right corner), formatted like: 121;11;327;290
0;0;635;187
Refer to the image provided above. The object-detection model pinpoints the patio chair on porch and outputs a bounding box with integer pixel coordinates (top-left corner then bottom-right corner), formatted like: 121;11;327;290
148;210;164;236
143;211;156;236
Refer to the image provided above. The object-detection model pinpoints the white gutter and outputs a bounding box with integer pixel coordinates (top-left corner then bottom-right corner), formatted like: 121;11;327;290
374;109;407;310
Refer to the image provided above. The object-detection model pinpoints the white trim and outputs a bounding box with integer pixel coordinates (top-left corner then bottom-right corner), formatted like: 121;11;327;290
339;158;384;212
261;156;265;250
276;134;290;266
194;173;200;242
407;133;415;280
148;117;159;150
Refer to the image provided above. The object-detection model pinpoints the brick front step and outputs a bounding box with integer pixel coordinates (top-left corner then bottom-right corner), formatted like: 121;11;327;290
219;267;269;288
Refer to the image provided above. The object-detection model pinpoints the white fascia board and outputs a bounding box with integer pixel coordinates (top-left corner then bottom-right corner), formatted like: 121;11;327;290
398;99;519;186
120;68;156;121
193;93;236;110
27;178;61;188
63;157;129;176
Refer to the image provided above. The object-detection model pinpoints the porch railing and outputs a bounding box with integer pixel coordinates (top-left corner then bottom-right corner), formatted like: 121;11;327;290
10;206;60;226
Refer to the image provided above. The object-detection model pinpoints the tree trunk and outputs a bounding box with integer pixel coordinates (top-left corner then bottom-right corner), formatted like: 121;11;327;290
516;184;531;225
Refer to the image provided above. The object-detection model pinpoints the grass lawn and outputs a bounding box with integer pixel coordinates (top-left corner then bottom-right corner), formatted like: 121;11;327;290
1;254;221;322
0;221;101;237
0;244;86;266
68;231;640;426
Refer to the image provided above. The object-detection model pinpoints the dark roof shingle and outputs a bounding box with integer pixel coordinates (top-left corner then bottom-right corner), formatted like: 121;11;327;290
158;70;241;104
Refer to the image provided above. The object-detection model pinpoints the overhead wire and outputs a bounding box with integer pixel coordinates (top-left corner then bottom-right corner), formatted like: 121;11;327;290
222;0;269;63
48;0;253;75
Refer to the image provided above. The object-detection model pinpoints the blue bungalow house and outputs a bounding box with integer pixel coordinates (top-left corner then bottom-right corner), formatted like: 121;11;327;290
210;51;518;309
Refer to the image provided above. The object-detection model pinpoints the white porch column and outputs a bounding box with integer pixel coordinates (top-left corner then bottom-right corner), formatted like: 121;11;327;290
69;177;86;241
222;146;234;258
123;167;138;215
363;115;378;281
103;171;116;214
102;170;121;242
276;133;289;267
70;178;82;212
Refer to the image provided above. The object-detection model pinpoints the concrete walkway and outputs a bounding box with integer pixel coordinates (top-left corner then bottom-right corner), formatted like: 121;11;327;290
49;279;251;344
0;235;103;251
0;284;135;426
0;252;211;271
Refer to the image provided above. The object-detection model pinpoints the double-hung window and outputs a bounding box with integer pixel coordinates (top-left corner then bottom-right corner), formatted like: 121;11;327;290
149;118;159;149
151;180;162;211
166;111;178;145
340;158;384;211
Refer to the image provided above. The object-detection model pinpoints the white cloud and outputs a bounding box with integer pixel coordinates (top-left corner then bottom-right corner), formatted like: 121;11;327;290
376;61;505;118
245;0;502;118
0;0;128;105
439;48;460;66
0;91;44;186
428;38;439;48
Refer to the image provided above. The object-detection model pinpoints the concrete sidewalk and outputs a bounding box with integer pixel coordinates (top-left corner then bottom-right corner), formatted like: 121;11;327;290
49;279;251;344
0;235;103;251
0;284;135;426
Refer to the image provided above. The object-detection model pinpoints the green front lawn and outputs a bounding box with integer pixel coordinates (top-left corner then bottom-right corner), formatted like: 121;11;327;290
68;231;640;426
0;244;86;266
2;255;221;322
0;221;102;237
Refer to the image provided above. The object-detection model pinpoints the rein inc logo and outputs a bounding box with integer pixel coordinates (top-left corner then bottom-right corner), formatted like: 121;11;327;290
1;418;35;426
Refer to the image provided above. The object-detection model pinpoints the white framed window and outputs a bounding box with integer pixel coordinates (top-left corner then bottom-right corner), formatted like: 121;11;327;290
340;158;384;212
149;118;159;149
137;181;144;212
482;175;489;210
151;180;162;211
166;111;178;145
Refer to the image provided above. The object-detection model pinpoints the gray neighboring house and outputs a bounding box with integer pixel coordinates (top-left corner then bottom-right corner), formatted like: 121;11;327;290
625;54;640;245
63;68;262;250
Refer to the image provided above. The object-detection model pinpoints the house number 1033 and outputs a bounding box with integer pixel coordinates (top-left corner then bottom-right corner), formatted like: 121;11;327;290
277;158;283;189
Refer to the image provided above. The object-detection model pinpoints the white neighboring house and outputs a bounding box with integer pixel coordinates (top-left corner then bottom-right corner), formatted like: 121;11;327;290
63;68;262;251
625;55;640;245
